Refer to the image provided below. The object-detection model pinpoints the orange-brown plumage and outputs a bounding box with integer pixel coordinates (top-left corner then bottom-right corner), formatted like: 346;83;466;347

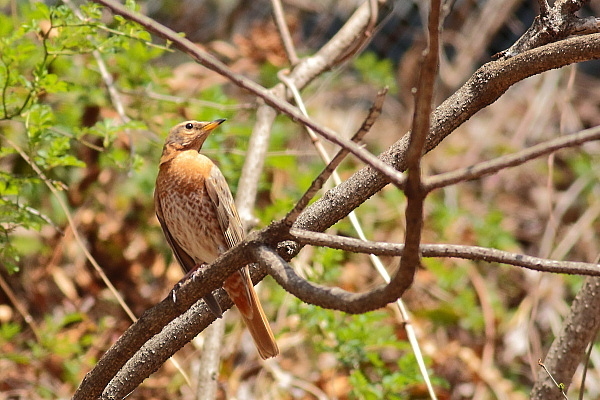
154;119;279;359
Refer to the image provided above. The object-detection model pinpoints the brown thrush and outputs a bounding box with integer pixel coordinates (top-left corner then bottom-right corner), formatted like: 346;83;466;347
154;119;279;359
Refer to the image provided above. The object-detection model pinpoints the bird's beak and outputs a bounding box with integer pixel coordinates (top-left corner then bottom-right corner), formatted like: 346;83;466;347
204;118;226;132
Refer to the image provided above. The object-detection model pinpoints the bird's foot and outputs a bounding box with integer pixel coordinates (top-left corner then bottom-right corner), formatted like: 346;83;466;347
170;263;223;318
170;263;204;303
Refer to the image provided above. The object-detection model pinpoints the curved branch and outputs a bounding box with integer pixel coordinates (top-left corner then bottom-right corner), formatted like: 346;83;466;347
255;245;413;314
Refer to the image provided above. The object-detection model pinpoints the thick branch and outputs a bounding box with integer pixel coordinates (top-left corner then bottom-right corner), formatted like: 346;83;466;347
531;277;600;399
256;245;412;314
498;0;599;58
292;34;600;239
73;242;256;400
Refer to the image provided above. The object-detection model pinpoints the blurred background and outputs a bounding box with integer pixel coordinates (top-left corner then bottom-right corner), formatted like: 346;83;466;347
1;0;599;398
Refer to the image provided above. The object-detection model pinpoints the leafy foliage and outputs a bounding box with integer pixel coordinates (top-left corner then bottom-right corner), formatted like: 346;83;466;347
0;2;164;271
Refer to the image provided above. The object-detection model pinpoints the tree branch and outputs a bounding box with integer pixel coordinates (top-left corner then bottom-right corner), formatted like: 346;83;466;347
284;88;389;225
531;277;600;399
238;0;389;227
498;0;600;58
292;33;600;239
288;229;600;276
255;245;410;314
73;240;256;399
425;125;600;192
270;0;299;65
75;2;600;398
396;0;441;301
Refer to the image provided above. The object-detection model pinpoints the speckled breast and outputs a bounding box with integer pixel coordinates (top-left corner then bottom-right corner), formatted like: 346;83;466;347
156;151;226;264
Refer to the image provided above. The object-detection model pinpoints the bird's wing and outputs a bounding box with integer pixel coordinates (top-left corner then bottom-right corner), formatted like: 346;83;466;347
205;164;253;309
205;165;244;249
206;165;279;358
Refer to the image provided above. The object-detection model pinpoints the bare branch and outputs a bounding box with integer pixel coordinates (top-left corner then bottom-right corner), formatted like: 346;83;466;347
74;3;600;398
289;228;600;276
102;289;235;399
397;0;441;291
271;0;299;65
333;0;380;65
227;0;392;227
283;88;389;225
293;34;600;238
425;125;600;192
531;277;600;399
73;240;256;399
498;0;600;58
255;245;410;314
236;104;276;230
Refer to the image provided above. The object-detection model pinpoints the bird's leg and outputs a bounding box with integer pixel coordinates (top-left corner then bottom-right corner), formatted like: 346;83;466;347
170;263;223;318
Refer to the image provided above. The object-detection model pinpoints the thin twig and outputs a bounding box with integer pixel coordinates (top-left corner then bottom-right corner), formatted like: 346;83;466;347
283;87;389;225
538;360;569;399
0;272;41;341
578;323;599;400
425;125;600;192
20;204;64;235
271;0;299;65
288;228;600;276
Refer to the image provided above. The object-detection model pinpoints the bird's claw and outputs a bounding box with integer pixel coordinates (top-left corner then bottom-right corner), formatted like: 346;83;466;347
170;263;204;303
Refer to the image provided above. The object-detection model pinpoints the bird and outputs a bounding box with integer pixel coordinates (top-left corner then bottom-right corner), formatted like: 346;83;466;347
154;119;279;359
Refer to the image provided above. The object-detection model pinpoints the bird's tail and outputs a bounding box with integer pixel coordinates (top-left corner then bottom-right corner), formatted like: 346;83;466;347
224;268;279;359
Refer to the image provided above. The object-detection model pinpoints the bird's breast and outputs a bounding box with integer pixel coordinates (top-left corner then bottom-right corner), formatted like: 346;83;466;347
156;151;225;263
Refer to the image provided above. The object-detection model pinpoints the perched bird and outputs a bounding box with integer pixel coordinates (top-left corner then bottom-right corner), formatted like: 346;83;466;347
154;119;279;359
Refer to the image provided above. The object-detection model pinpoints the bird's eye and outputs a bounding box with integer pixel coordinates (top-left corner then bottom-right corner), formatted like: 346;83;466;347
185;123;194;130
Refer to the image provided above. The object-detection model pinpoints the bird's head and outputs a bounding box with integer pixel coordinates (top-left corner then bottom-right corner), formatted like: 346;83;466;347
163;119;226;153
